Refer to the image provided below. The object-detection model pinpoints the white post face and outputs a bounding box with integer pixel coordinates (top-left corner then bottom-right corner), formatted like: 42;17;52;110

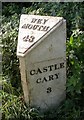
17;15;63;56
27;58;66;110
17;14;66;111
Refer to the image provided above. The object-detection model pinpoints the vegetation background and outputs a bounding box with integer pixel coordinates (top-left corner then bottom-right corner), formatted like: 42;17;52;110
1;2;84;120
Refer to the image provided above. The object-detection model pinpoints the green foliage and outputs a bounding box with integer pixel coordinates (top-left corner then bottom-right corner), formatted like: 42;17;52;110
56;29;84;120
2;9;21;90
0;91;41;120
1;2;84;120
1;80;41;120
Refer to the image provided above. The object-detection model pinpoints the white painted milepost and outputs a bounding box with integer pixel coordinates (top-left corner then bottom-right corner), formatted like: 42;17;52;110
17;14;66;112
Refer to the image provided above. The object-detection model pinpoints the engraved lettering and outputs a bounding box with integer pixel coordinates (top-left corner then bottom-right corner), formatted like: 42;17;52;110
47;87;52;93
21;24;50;31
42;77;48;83
33;25;39;30
37;26;43;31
49;75;54;81
36;68;42;74
29;36;35;42
30;62;65;76
43;19;48;24
43;26;50;31
48;65;54;71
54;64;60;70
31;18;37;23
30;70;35;75
60;62;65;68
43;66;48;72
27;24;32;29
22;24;27;29
23;36;28;42
31;18;48;24
36;78;41;83
23;35;35;42
54;73;59;79
35;73;59;84
37;19;43;24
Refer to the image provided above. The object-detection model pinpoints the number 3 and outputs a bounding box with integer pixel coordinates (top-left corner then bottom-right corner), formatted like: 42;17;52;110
29;36;35;42
47;87;52;93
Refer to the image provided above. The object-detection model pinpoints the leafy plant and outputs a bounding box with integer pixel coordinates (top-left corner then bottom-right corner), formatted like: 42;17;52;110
1;2;84;120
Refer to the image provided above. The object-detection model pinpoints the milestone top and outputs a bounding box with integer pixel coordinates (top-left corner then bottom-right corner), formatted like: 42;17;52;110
17;14;63;56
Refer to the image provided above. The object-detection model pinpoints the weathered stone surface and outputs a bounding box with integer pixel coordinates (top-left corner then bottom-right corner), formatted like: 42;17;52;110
26;58;66;110
17;14;66;111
